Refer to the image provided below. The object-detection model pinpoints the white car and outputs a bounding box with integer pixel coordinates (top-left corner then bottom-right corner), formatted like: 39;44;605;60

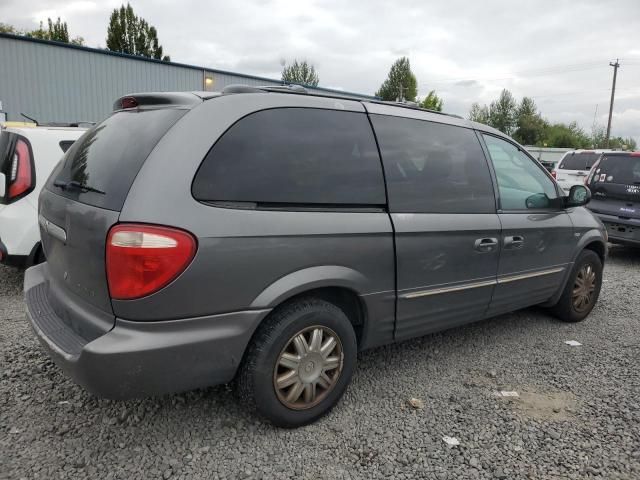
553;149;614;194
0;122;86;267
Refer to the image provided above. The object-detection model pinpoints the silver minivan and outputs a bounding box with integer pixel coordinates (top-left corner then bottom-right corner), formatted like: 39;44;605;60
25;86;607;427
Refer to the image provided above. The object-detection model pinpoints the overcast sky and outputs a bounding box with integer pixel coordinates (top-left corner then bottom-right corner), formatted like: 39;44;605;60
2;0;640;143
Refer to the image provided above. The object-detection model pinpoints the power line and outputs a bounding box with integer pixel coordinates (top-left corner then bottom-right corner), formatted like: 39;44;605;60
529;87;640;100
420;61;610;87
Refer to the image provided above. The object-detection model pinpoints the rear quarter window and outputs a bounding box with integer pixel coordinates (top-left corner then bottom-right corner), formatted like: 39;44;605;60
48;108;186;211
192;108;386;207
559;153;600;170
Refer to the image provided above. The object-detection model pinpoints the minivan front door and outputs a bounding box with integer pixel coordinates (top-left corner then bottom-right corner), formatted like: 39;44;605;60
482;134;577;316
369;110;500;341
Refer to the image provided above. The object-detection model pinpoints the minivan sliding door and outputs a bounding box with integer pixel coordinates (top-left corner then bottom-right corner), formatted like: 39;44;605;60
370;112;500;341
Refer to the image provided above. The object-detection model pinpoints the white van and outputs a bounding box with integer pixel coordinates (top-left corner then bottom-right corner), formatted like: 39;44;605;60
553;150;614;194
0;122;86;266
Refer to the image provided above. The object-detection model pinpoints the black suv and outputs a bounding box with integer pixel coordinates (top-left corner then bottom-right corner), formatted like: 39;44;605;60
586;151;640;246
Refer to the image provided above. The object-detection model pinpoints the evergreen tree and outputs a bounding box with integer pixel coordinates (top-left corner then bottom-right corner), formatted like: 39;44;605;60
513;97;546;145
468;102;490;124
488;89;517;135
375;57;418;102
106;3;169;61
420;90;443;111
281;60;319;87
24;17;83;45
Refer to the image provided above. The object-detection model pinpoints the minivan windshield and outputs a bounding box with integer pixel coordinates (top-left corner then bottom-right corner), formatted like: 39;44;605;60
559;152;600;170
595;155;640;185
48;108;186;211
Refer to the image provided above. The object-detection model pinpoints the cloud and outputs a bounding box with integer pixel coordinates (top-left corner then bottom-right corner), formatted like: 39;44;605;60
1;0;639;143
454;80;479;88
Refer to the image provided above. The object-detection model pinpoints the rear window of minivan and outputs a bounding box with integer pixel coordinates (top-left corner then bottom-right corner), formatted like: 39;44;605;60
192;108;386;207
559;152;600;170
594;155;640;185
48;108;186;211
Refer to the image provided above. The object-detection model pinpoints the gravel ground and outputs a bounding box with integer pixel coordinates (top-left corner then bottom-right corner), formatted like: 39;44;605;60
1;245;639;480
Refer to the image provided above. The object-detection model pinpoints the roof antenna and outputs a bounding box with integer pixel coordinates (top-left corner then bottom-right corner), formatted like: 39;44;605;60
20;112;39;125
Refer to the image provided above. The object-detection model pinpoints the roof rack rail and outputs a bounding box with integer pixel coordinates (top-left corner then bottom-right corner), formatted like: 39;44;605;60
367;99;463;119
262;84;308;94
222;84;309;95
220;83;462;119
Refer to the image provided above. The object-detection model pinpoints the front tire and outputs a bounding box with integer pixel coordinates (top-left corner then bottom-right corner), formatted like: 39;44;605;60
236;298;357;427
550;249;603;322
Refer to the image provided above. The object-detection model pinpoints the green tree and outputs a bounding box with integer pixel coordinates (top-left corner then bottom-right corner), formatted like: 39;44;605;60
281;60;319;87
468;102;490;124
620;137;637;150
608;136;637;150
375;57;418;102
590;125;637;150
488;89;517;135
26;22;48;40
513;97;546;145
542;122;590;148
420;90;443;111
590;125;608;149
47;17;69;42
0;23;20;34
106;3;169;61
24;17;84;45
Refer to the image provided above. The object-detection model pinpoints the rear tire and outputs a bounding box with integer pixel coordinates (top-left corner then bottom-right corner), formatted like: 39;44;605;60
549;249;602;322
34;246;46;265
236;297;357;427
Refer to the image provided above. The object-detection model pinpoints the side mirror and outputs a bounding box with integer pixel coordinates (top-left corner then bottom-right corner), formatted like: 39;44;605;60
566;185;591;207
525;192;551;209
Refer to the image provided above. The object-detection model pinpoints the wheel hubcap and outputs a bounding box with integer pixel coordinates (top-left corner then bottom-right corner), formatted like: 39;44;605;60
572;263;596;313
273;326;343;410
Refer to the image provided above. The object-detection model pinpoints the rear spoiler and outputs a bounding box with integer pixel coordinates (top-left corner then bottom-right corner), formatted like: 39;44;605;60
113;92;203;111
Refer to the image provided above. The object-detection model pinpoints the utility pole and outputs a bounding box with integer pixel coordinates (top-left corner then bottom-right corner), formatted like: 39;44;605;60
398;84;404;102
605;59;620;147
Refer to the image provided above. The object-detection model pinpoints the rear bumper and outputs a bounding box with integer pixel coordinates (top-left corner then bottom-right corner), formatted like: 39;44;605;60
0;198;39;258
0;236;28;267
556;180;577;195
24;263;270;399
0;236;40;267
592;212;640;246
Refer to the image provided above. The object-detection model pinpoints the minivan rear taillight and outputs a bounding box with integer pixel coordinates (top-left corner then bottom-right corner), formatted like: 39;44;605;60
106;224;197;300
551;170;557;179
1;136;35;203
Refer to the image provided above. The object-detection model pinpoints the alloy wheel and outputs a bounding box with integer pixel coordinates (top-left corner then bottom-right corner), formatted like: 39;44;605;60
572;263;597;313
273;326;344;410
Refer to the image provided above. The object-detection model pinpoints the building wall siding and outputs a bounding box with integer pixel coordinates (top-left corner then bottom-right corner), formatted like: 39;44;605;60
0;36;286;124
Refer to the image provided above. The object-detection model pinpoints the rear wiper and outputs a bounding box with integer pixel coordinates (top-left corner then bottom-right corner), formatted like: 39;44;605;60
54;179;105;195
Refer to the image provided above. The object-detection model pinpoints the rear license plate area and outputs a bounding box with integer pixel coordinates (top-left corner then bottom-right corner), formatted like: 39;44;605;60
605;222;635;238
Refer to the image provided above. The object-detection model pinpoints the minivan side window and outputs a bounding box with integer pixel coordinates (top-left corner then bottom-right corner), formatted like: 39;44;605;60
371;115;496;213
192;108;386;206
483;135;560;211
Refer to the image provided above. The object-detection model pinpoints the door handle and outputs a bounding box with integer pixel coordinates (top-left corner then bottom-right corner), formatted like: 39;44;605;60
474;237;498;252
504;235;524;249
